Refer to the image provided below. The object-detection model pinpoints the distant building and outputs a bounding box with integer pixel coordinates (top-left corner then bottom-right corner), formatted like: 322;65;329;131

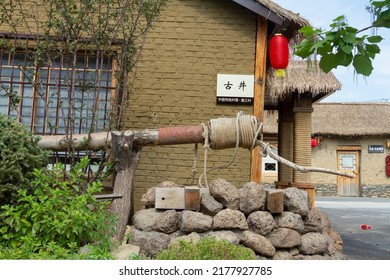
263;103;390;198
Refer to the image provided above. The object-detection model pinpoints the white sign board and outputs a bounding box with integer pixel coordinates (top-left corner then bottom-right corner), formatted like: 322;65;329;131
216;74;254;104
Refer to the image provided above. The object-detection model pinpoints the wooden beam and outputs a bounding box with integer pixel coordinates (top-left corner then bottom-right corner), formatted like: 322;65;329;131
37;125;204;151
251;16;268;183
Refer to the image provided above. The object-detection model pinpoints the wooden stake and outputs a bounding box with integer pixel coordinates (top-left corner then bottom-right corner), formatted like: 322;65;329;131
251;16;268;183
109;131;141;242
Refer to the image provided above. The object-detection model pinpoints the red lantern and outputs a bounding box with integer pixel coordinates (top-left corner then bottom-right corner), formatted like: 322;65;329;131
311;138;317;148
269;33;289;77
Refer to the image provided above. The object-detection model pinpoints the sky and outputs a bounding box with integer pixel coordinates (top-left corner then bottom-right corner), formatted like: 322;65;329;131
273;0;390;103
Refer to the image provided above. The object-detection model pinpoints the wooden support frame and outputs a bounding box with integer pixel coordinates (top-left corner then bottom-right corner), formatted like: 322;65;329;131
251;16;268;183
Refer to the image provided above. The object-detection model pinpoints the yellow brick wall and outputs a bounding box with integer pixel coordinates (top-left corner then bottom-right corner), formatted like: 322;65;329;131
121;0;258;209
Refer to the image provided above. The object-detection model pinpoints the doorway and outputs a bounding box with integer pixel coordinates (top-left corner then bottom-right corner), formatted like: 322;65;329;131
337;147;361;196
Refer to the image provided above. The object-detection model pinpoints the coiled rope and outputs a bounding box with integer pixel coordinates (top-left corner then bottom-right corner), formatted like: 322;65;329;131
198;112;263;187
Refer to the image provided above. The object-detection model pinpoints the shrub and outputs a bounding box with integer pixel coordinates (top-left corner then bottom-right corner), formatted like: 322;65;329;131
0;157;117;254
0;114;49;205
155;237;256;260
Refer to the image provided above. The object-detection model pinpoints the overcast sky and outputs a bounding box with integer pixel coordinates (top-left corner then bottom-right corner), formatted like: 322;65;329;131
273;0;390;103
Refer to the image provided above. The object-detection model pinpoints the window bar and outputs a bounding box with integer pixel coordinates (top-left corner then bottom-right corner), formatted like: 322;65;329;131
54;53;64;135
0;34;4;85
30;53;40;133
110;58;117;129
8;38;16;117
42;56;52;135
18;39;29;124
78;49;88;134
102;55;112;131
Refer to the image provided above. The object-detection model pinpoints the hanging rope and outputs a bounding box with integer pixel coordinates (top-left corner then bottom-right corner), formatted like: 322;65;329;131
195;112;354;188
198;112;263;187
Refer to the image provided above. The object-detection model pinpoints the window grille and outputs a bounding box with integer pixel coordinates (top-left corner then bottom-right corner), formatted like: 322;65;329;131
0;47;115;135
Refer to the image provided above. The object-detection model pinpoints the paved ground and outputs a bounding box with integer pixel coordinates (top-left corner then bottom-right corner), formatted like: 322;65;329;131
315;197;390;260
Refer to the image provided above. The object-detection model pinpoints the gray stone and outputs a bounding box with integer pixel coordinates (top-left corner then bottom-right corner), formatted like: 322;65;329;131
170;232;201;246
129;228;170;257
272;250;294;260
267;228;301;248
274;211;304;232
201;230;240;245
209;178;240;209
111;244;140;260
326;229;343;253
241;230;275;257
303;207;331;233
247;211;276;236
299;232;329;255
239;182;266;214
283;187;310;217
200;193;223;216
154;209;179;234
213;209;248;230
132;208;165;232
179;210;213;233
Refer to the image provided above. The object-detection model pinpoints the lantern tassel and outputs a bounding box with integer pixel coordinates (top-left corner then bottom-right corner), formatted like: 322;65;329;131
276;69;285;77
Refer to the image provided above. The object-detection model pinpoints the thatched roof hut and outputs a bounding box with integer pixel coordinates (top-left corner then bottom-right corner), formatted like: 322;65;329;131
265;60;342;107
312;103;390;136
263;103;390;136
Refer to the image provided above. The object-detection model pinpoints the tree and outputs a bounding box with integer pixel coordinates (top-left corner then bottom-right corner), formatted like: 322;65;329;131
294;0;390;76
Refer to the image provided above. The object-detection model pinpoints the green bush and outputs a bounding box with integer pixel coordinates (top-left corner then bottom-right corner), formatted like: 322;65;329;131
0;114;49;205
0;157;117;256
155;237;256;260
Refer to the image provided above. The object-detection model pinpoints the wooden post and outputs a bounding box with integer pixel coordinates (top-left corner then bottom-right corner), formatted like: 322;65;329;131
109;130;141;242
251;16;268;183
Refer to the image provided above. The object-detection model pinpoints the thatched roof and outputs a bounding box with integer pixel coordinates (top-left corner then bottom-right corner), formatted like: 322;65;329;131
263;103;390;136
265;60;342;105
312;103;390;136
256;0;309;28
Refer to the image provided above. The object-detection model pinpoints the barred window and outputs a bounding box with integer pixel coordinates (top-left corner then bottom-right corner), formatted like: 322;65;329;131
0;49;115;135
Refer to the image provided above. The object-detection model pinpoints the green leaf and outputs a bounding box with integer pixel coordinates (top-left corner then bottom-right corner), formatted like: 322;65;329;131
365;44;381;58
299;25;316;37
317;42;333;56
319;53;339;73
294;40;315;59
335;50;353;66
342;32;357;44
353;54;374;76
373;9;390;27
340;43;353;54
367;35;383;43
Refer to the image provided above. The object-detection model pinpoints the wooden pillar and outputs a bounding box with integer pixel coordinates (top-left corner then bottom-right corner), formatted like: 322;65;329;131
110;130;141;242
277;101;294;183
251;16;268;183
292;93;315;206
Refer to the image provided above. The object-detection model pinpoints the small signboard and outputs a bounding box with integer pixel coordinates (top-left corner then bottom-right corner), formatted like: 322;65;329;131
368;145;384;153
216;74;254;105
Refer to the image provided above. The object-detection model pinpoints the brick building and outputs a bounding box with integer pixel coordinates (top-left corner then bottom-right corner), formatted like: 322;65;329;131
121;0;311;209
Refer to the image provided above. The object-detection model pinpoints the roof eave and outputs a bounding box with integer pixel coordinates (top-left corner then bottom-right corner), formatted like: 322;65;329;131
231;0;290;26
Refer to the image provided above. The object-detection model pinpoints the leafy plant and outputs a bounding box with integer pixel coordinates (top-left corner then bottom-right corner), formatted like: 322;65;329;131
0;114;49;206
294;0;390;76
0;157;117;254
155;237;256;260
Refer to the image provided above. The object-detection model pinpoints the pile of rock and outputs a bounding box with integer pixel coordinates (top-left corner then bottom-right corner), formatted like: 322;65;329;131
124;179;346;260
